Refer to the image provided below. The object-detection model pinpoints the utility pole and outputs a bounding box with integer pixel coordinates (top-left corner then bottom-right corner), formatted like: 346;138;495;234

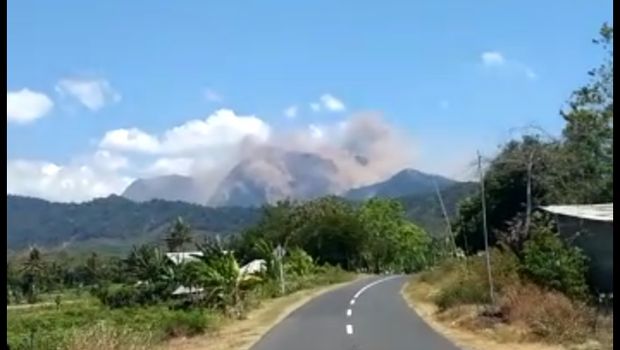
524;150;535;237
433;179;457;257
477;151;495;305
275;244;286;295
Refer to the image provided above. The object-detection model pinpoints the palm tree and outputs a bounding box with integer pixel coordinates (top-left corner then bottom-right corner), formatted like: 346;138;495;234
164;217;193;252
21;247;45;303
84;252;100;286
125;245;175;284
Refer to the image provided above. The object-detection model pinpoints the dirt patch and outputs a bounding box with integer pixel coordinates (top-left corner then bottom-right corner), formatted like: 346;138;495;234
400;278;568;350
164;277;362;350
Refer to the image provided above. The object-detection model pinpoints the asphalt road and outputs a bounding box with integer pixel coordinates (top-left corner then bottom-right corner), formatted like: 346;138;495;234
250;275;461;350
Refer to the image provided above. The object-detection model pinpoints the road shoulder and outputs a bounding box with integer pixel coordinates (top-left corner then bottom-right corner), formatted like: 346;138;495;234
400;277;566;350
164;276;365;350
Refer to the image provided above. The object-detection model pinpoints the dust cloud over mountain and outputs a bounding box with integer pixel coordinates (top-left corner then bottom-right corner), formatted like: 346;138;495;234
124;112;417;205
243;113;414;186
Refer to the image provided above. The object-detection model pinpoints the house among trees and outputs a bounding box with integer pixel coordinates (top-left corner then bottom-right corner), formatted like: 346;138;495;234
165;251;205;296
164;251;266;296
540;203;613;294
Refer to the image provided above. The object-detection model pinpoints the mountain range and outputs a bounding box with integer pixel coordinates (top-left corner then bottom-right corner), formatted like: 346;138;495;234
122;150;463;207
7;164;477;253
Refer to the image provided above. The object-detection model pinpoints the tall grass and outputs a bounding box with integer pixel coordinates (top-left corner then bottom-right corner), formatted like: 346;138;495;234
7;301;216;350
64;322;154;350
415;248;613;348
8;265;354;350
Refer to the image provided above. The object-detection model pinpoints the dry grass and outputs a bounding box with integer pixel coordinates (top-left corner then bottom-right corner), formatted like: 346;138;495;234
64;322;155;350
500;283;593;343
498;283;613;350
164;277;361;350
402;278;566;350
403;274;613;350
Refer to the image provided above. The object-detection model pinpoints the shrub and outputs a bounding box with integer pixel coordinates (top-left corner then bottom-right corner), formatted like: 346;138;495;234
95;282;173;308
522;222;589;300
309;265;352;285
431;248;520;310
434;279;490;310
95;285;138;308
499;282;594;343
160;310;213;338
285;248;314;277
467;246;521;292
251;279;281;300
418;257;462;284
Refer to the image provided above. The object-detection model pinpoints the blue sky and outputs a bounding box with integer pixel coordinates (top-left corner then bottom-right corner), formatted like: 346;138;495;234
7;1;612;202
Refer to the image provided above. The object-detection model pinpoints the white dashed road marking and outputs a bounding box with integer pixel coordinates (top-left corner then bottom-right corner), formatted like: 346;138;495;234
345;275;401;336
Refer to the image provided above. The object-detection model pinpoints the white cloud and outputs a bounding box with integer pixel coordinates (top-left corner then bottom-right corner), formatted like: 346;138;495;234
99;109;271;156
481;51;537;80
145;157;195;177
319;94;346;112
7;89;54;124
310;103;321;112
160;109;270;155
204;88;222;102
308;124;324;139
308;94;346;113
99;128;160;153
55;78;121;111
481;51;505;66
284;105;298;119
92;150;129;171
7;159;133;202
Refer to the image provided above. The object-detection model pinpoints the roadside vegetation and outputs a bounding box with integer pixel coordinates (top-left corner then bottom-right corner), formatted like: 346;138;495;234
406;23;613;350
7;196;434;349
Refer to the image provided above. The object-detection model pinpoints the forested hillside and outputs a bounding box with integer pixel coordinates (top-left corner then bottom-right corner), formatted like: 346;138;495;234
7;182;476;252
7;195;262;252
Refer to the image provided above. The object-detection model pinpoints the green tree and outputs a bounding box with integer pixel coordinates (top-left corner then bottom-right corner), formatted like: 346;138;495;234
454;24;613;254
286;247;314;276
358;198;403;272
454;136;556;253
192;239;261;316
124;245;175;285
522;214;589;300
21;247;46;303
358;198;431;273
395;221;432;272
553;23;613;204
293;197;366;269
7;262;19;304
164;217;193;252
84;252;101;286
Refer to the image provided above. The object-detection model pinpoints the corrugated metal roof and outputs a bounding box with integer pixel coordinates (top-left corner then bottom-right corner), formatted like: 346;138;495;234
539;203;613;222
165;251;203;265
172;286;204;295
240;259;266;275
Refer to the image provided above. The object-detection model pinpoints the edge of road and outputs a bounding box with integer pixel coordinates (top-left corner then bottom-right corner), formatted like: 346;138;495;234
242;274;371;350
400;277;565;350
165;274;371;350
